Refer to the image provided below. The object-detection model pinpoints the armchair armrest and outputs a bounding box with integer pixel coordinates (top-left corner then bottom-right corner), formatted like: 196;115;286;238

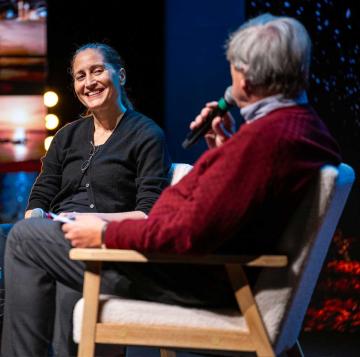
70;248;287;267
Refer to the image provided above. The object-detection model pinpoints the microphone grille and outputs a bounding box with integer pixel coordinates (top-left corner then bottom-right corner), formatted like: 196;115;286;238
30;208;46;218
224;86;236;106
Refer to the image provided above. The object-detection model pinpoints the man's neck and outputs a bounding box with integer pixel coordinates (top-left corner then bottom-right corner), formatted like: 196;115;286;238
237;94;265;109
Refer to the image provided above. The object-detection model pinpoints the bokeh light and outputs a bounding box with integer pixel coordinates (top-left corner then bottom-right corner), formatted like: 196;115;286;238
44;136;54;151
45;114;59;130
43;91;59;108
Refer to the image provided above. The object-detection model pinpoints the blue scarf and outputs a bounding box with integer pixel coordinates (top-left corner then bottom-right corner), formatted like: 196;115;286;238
240;91;308;123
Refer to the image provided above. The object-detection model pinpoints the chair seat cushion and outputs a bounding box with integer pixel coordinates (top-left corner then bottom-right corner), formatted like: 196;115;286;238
73;295;247;343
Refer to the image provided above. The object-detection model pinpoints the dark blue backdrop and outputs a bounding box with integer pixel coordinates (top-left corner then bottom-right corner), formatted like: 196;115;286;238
164;0;245;164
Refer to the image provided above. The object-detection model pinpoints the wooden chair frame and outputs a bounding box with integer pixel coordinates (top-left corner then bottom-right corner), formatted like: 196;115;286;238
70;248;288;357
70;163;355;357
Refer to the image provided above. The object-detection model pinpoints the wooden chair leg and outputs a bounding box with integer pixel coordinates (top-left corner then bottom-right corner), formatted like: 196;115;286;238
225;263;275;357
77;261;101;357
286;340;304;357
160;348;177;357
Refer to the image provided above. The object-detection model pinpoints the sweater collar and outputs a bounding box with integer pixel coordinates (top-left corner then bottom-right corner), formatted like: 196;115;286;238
240;91;308;124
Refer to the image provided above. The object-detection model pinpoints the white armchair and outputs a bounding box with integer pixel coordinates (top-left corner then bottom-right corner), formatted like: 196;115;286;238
71;163;355;357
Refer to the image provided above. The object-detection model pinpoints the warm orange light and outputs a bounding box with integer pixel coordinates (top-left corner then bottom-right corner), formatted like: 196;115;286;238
43;91;59;107
45;114;59;130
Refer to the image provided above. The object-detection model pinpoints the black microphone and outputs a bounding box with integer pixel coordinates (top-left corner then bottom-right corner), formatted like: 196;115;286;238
182;86;235;149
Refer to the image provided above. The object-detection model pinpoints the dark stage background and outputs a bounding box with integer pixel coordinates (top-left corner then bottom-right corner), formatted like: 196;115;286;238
1;0;359;334
248;0;360;333
46;1;165;130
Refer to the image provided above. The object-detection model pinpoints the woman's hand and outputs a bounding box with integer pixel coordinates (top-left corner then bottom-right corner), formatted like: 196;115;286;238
190;101;236;149
24;210;33;219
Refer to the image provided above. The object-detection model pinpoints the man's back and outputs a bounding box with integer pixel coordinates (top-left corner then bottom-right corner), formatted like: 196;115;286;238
107;105;340;256
214;105;341;254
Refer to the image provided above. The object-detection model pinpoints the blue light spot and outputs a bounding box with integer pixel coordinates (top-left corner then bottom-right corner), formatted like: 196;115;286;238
324;19;329;27
345;9;351;18
340;56;345;62
284;1;290;8
18;172;27;180
317;25;322;31
315;10;320;17
334;29;340;35
5;9;15;19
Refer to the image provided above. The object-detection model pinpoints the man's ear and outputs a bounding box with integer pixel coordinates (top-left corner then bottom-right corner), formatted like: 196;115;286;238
119;68;126;86
242;78;253;97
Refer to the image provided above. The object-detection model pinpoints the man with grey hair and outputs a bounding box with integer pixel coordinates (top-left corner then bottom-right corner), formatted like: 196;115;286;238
228;14;310;96
2;14;341;355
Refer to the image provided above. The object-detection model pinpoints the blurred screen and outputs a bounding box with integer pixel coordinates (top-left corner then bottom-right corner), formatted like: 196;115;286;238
0;1;47;163
0;95;46;162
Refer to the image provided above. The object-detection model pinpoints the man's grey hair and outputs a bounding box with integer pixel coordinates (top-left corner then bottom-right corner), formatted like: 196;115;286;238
226;13;311;98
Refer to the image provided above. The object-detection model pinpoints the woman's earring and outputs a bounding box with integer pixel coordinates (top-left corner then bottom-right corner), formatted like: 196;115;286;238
119;68;126;85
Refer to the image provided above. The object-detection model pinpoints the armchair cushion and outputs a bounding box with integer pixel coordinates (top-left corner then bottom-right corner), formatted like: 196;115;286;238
71;163;355;356
73;295;247;343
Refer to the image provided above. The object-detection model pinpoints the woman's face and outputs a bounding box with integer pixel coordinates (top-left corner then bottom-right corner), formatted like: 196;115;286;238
72;48;121;112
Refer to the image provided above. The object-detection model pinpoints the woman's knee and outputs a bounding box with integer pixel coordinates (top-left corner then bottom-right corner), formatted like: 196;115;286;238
6;219;28;244
7;218;58;248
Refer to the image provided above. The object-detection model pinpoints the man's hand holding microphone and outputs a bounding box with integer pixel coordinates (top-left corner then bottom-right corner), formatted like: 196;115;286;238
183;86;237;149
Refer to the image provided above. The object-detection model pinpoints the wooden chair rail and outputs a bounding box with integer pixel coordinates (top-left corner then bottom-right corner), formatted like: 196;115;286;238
70;248;287;268
94;323;254;351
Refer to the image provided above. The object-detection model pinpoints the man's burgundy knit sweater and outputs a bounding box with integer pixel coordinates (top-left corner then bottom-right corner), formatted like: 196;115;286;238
105;106;341;254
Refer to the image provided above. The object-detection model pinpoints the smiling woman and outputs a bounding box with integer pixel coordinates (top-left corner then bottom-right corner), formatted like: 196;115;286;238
71;43;132;118
25;42;171;218
72;51;122;118
0;42;172;356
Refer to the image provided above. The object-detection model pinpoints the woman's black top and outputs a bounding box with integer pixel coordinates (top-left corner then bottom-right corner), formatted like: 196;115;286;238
27;110;171;214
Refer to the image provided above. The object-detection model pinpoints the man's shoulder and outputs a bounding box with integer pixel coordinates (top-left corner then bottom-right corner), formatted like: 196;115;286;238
253;105;318;125
243;106;324;137
227;105;334;158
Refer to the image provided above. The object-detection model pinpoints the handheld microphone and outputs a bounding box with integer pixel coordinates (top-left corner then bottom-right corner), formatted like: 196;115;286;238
182;86;235;149
30;208;52;219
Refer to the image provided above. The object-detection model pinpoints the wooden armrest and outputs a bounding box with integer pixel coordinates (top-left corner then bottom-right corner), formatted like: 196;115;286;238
70;248;287;267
